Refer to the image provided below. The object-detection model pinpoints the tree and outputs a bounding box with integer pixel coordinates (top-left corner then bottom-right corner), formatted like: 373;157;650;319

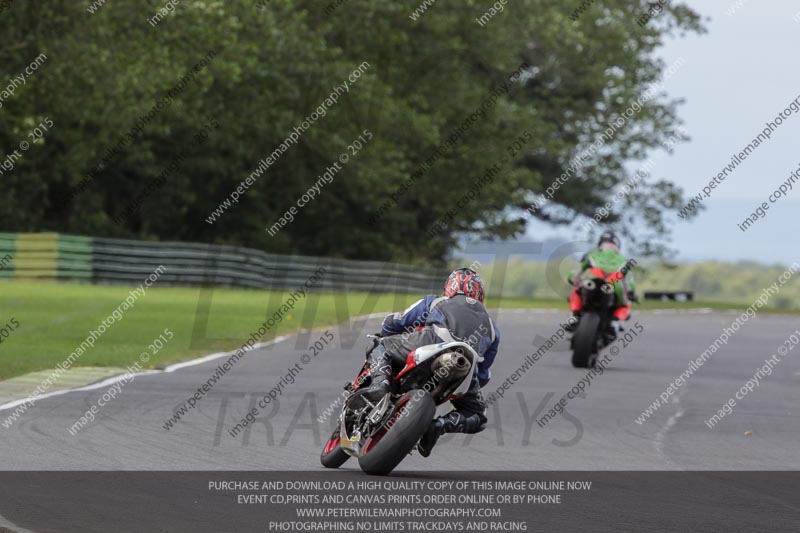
0;0;705;264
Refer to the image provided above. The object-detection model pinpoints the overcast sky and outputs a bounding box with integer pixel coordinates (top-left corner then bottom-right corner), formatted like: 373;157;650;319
525;0;800;266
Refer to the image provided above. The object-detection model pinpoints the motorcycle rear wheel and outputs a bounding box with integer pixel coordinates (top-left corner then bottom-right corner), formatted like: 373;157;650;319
357;390;435;476
571;311;600;368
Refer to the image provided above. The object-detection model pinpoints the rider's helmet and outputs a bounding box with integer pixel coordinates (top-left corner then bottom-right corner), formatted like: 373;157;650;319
443;268;485;302
597;230;621;251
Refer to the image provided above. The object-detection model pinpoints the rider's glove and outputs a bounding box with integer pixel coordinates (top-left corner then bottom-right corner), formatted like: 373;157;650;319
628;291;640;303
478;377;490;388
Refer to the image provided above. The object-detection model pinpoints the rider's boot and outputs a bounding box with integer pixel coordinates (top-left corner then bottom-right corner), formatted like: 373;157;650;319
418;411;486;457
359;344;392;404
563;311;581;332
604;319;623;343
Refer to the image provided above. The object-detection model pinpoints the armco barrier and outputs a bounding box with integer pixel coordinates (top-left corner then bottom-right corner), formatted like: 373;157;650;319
0;233;446;293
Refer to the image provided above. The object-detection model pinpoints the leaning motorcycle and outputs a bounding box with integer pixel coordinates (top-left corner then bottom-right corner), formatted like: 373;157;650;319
569;269;620;368
320;337;478;475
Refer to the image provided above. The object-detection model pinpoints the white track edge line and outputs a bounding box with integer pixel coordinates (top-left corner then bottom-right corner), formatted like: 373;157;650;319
0;337;291;412
0;312;391;413
0;512;36;533
0;308;751;413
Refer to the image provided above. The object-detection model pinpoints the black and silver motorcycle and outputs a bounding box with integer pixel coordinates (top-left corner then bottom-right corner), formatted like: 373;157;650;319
320;337;478;475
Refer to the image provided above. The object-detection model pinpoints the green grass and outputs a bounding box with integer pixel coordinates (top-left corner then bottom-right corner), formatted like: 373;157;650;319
0;281;793;380
0;282;421;380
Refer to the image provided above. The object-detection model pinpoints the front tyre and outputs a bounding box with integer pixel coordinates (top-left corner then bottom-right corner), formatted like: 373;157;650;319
320;428;350;469
571;311;600;368
358;390;435;476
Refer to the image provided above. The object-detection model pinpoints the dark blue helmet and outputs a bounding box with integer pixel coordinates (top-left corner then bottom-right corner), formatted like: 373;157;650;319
598;230;621;250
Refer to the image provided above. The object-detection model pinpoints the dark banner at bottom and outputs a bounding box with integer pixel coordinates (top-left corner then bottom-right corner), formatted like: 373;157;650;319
0;471;797;533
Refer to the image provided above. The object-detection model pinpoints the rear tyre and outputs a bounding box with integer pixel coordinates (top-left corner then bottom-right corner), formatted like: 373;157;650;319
320;428;350;469
571;312;600;368
358;390;435;476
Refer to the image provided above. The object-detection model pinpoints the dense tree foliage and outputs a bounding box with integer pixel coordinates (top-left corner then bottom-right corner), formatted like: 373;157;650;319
0;0;704;264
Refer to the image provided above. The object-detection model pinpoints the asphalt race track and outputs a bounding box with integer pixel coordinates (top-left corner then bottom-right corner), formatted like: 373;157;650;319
1;309;799;532
2;309;798;471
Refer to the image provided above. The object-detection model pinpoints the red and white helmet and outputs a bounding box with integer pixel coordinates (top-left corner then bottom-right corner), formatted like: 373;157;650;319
443;268;485;302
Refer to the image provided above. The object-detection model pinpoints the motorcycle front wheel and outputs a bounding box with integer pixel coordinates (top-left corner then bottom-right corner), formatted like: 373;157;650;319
320;427;351;469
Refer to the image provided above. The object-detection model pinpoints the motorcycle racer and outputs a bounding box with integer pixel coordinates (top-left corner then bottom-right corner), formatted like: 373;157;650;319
357;268;500;458
564;230;638;333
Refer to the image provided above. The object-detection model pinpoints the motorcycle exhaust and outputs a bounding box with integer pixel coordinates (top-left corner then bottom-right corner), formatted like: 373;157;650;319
438;352;469;372
431;352;470;397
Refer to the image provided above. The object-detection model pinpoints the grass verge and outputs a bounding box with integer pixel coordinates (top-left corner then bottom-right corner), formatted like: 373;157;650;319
0;281;791;380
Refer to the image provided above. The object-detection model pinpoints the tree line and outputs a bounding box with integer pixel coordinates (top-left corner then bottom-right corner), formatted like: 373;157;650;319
0;0;705;264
